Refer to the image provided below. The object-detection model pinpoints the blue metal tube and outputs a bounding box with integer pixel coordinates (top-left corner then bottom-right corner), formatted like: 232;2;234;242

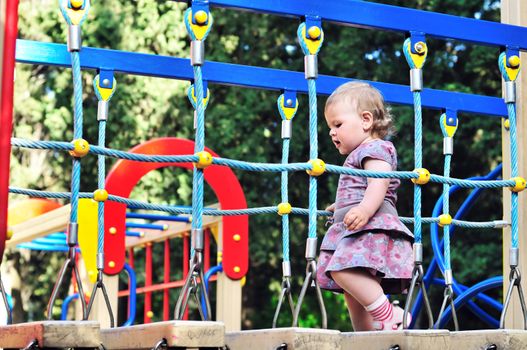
125;222;167;230
126;212;191;223
17;243;70;252
15;40;507;117
172;0;527;50
122;263;137;327
61;293;79;320
125;231;143;237
201;264;223;320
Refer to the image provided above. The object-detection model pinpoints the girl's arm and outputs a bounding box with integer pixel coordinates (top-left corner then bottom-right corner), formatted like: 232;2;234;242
344;158;391;230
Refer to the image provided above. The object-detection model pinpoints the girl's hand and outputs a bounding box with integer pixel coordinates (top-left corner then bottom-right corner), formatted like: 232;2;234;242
343;205;370;231
325;203;335;212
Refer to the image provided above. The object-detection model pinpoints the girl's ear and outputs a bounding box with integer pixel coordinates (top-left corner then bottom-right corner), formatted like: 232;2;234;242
361;111;374;130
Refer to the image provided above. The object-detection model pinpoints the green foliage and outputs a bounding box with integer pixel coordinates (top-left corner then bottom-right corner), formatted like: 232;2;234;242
10;0;504;330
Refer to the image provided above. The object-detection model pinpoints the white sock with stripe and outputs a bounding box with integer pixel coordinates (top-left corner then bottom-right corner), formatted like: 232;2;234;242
365;294;393;322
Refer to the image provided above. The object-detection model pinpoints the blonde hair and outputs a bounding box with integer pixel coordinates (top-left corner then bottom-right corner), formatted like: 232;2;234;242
325;81;395;139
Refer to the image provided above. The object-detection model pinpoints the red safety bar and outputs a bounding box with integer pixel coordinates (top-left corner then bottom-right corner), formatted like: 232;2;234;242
104;137;249;280
0;0;20;264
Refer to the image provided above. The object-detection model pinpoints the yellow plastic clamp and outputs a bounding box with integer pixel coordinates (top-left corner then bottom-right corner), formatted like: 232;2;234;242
186;8;213;40
307;26;321;40
93;189;108;202
307;159;326;176
278;95;298;120
503;118;510;130
300;23;324;55
194;10;208;25
510;177;526;193
69;138;90;158
195;151;213;169
406;40;428;69
95;76;116;101
70;0;83;9
438;214;452;227
277;202;292;216
189;86;210;108
502;54;520;81
62;0;89;25
411;168;430;185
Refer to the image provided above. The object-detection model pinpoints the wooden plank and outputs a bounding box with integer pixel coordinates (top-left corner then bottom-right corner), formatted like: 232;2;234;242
0;321;100;348
342;330;450;350
225;328;341;350
451;330;527;350
501;0;527;330
101;321;225;349
7;205;70;247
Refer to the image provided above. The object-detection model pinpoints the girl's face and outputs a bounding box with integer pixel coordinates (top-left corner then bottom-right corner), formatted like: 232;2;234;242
325;101;373;155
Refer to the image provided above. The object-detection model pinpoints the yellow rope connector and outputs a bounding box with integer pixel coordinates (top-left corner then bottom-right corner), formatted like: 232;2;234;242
414;41;427;55
508;55;520;69
69;138;90;158
6;228;13;240
503;118;510;130
411;168;430;185
93;189;108;202
70;0;83;9
307;26;321;40
438;214;452;227
277;202;292;216
194;151;213;169
194;10;208;25
510;177;526;192
307;159;326;176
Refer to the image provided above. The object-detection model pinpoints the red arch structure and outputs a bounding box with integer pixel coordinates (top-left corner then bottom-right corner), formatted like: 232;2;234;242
104;137;248;280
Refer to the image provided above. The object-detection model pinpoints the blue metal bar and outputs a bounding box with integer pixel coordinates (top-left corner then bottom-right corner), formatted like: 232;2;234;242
61;293;79;320
15;40;507;117
126;231;143;237
176;0;527;50
17;243;70;252
125;222;167;231
122;263;137;327
202;264;223;320
126;212;191;223
32;237;66;245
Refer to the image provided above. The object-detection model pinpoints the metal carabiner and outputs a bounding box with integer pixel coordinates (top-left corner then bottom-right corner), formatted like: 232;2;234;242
151;338;167;350
403;264;434;329
500;266;527;329
272;276;295;328
435;284;458;330
292;259;327;328
86;270;115;327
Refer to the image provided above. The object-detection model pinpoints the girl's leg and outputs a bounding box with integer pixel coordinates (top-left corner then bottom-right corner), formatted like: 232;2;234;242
344;292;374;331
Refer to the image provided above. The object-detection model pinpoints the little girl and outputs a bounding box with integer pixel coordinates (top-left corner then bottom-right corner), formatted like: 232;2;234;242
317;82;414;331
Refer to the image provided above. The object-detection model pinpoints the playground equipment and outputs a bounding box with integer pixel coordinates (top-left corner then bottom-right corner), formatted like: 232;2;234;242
2;0;527;349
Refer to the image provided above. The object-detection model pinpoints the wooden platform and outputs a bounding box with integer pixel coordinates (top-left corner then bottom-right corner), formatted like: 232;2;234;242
451;329;527;349
101;321;225;349
225;327;341;350
342;329;450;350
0;321;100;349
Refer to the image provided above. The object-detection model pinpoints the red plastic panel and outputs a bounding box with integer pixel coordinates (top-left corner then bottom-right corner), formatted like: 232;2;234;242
104;137;248;279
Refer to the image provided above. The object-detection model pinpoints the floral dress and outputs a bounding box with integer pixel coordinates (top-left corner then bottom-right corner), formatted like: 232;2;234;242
316;139;414;294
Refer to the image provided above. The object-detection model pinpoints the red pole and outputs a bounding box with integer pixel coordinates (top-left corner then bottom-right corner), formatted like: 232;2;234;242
0;0;19;264
144;243;152;323
163;239;170;321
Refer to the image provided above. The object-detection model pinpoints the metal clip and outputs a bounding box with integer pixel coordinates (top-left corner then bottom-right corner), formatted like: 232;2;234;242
190;40;205;66
404;263;434;329
305;237;317;259
97;252;104;270
67;25;82;52
192;228;204;251
435;284;459;330
413;243;423;263
272;276;295;328
510;247;519;267
67;222;79;246
304;55;318;79
505;81;516;103
282;261;292;277
410;68;423;92
292;259;327;328
494;220;509;229
97;101;109;121
281;120;292;139
444;269;453;285
443;137;453;155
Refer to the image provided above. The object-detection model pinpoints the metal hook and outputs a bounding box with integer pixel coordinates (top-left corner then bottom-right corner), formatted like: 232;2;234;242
0;272;12;324
272;276;295;328
435;285;458;330
292;259;327;328
403;264;434;329
500;266;527;329
174;252;212;321
22;339;39;350
46;255;87;320
151;338;167;350
86;270;115;328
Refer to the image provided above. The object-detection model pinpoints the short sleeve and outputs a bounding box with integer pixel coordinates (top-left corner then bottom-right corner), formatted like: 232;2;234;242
355;141;396;169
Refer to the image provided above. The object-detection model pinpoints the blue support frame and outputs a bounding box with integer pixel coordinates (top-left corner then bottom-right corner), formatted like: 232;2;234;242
16;40;508;117
177;0;527;50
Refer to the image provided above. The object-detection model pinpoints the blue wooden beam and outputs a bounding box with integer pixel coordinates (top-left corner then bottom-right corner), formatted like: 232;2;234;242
16;39;507;117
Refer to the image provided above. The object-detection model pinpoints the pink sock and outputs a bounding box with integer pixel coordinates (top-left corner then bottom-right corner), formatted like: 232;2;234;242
365;294;393;322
